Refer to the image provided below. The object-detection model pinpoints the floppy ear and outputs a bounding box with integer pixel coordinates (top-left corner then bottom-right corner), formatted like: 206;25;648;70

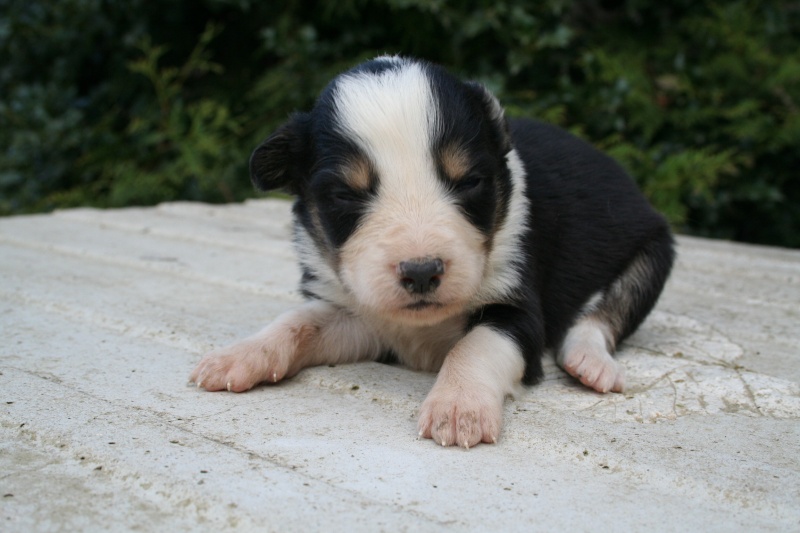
249;112;311;193
465;82;511;154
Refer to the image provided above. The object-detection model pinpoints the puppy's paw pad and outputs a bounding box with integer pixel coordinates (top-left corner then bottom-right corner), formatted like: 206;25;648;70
561;349;624;393
418;390;502;448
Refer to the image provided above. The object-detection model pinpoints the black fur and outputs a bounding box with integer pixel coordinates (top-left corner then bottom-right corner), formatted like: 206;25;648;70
501;119;674;381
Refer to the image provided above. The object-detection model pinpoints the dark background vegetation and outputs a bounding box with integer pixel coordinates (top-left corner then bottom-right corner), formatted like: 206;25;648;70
2;0;799;247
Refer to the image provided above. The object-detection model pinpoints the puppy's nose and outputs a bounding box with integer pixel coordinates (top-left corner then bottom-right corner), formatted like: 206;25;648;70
397;257;445;295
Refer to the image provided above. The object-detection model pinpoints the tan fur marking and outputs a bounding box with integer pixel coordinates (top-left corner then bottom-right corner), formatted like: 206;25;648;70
341;158;373;190
439;144;471;181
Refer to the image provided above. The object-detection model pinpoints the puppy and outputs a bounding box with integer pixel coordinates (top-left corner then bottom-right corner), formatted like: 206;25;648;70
190;56;674;448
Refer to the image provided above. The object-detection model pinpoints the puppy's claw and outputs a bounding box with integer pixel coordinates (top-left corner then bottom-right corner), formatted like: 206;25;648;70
226;381;232;392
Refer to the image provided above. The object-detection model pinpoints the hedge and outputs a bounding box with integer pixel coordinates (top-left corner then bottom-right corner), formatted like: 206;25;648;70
2;0;798;247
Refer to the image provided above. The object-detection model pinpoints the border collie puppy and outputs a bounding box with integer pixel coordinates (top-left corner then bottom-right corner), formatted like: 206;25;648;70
190;56;674;448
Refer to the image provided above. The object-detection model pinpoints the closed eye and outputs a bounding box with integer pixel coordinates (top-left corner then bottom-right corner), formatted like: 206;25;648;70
332;189;362;204
327;183;371;207
455;174;484;192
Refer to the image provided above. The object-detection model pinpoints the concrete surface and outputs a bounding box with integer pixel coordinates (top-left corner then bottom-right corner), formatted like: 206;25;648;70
1;199;799;532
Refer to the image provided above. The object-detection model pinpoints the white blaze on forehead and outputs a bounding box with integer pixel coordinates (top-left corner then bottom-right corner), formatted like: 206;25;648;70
333;62;442;201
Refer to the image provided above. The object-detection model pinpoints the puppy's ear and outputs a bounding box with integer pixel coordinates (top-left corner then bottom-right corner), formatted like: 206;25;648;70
250;113;311;193
465;82;511;154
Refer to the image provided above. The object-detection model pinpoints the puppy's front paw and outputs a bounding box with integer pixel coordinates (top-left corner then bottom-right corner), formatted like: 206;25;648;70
418;387;503;449
190;341;288;393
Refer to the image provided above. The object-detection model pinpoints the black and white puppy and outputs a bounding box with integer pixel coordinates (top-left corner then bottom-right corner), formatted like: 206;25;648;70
190;56;675;448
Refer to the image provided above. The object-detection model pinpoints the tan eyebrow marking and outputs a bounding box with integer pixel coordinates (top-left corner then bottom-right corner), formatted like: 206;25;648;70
439;144;472;181
341;157;373;190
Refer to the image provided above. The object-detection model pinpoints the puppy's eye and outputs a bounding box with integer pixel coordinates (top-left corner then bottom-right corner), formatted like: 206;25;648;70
455;174;484;192
330;187;363;205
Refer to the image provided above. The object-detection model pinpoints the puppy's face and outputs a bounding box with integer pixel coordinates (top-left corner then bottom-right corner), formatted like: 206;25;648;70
251;57;514;326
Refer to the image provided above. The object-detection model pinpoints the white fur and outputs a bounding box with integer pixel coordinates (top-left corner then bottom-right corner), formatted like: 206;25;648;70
476;148;530;304
366;313;467;372
334;60;437;179
294;224;351;305
418;325;525;447
558;318;625;393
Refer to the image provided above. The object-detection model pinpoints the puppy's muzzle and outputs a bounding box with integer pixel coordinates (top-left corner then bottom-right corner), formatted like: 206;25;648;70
397;257;445;295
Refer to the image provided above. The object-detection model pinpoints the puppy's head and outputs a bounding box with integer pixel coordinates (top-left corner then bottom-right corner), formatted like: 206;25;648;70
251;56;516;326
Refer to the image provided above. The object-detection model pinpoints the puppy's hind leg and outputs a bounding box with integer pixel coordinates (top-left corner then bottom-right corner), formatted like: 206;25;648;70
558;234;674;393
559;317;624;393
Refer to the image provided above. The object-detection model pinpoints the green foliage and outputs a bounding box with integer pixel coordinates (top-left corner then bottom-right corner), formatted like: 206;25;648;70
91;24;246;207
563;1;800;245
1;0;798;247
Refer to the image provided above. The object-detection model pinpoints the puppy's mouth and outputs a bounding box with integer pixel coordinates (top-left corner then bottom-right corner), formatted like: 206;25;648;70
404;300;443;311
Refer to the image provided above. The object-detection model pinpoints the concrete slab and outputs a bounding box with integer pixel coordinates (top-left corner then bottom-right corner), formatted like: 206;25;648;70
1;199;799;531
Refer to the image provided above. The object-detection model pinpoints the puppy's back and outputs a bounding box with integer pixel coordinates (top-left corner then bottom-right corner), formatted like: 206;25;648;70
509;118;673;344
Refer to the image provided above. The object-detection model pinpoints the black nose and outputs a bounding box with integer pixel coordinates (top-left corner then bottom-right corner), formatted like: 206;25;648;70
397;258;445;295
